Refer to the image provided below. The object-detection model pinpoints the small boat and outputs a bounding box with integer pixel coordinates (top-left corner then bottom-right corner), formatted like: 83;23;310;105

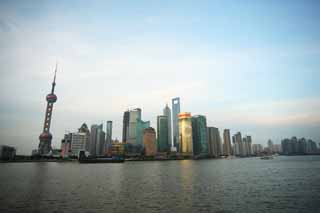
260;155;274;160
78;151;124;163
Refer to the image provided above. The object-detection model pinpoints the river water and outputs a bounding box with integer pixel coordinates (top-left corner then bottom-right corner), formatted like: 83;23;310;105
0;156;319;212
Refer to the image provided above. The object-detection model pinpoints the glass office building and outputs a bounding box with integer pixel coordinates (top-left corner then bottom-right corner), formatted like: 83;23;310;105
192;115;208;156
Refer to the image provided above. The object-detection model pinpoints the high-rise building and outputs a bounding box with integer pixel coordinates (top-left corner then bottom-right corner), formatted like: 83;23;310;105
207;127;222;157
157;115;170;153
71;132;88;156
90;124;105;156
178;112;193;156
106;121;113;151
246;136;252;156
223;129;232;156
78;123;90;152
172;97;180;150
252;144;263;155
38;65;58;155
122;110;130;142
233;132;243;156
127;108;142;144
143;127;157;156
191;115;208;156
163;104;172;148
136;118;150;146
61;133;72;158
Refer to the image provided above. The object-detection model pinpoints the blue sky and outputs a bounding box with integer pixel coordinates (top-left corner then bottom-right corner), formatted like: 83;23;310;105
0;0;320;154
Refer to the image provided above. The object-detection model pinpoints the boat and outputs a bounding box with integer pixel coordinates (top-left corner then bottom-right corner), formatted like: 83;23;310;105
260;155;274;160
78;157;124;163
78;151;124;163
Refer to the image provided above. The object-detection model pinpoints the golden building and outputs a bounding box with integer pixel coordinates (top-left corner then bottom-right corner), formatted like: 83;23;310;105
143;127;157;156
178;112;193;156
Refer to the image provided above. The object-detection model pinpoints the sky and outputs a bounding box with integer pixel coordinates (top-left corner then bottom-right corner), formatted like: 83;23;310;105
0;0;320;154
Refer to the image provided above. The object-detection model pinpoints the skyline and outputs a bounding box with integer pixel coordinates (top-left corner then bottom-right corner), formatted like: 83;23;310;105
1;0;320;154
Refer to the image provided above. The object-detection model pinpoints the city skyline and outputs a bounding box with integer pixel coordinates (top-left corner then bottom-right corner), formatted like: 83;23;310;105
1;1;320;154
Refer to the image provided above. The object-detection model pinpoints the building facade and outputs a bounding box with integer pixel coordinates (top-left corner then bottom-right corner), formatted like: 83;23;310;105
78;123;90;152
90;124;105;156
223;129;232;156
127;108;142;144
207;127;222;157
191;115;208;156
143;127;157;156
157;115;170;153
106;121;113;151
136;118;150;147
122;110;130;142
71;132;88;156
172;97;180;150
178;112;193;156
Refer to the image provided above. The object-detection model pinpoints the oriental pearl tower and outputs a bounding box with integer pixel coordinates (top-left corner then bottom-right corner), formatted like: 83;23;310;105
38;65;58;155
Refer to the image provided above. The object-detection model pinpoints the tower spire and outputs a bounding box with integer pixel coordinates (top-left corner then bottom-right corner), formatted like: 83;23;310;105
51;63;58;94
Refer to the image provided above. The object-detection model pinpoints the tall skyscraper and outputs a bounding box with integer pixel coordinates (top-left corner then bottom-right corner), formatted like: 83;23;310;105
106;121;112;149
143;127;157;156
207;127;222;157
163;104;172;148
127;108;142;144
178;112;193;156
78;123;90;152
38;65;58;155
122;110;130;142
223;129;232;156
90;124;105;156
157;115;169;152
191;115;208;156
234;132;243;156
246;136;252;156
172;97;180;149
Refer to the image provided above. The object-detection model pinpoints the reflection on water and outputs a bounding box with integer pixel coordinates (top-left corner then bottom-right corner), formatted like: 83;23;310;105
1;156;320;212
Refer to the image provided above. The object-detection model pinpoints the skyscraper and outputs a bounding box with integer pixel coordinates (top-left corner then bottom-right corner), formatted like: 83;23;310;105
136;118;150;146
122;110;129;142
207;127;222;157
172;97;180;150
90;124;105;156
178;112;193;156
223;129;232;156
163;104;172;148
78;123;90;152
106;121;112;150
38;65;58;155
233;132;243;156
71;132;88;156
127;108;142;144
157;115;169;153
191;115;208;156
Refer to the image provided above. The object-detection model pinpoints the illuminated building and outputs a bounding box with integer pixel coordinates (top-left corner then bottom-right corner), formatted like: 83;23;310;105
192;115;208;156
38;65;58;155
143;127;157;156
178;112;193;156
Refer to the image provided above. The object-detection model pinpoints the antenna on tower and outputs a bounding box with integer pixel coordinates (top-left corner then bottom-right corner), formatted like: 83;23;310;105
51;63;58;94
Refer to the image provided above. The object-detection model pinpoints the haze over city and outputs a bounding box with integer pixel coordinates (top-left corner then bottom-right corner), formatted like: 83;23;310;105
1;0;320;154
